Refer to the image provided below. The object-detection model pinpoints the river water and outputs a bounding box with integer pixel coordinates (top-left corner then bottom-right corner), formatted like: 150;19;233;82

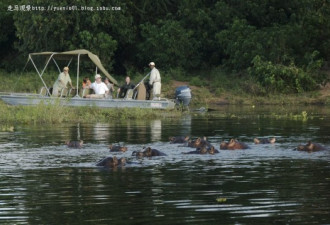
0;105;329;224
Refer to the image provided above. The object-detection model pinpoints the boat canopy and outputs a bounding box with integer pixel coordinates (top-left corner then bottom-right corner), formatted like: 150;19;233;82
28;49;118;86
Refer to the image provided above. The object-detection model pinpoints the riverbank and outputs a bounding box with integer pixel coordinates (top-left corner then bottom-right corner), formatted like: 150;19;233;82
0;70;329;125
0;101;183;124
166;80;330;107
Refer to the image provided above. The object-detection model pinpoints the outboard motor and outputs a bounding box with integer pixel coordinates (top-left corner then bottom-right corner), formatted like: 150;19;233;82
175;86;192;106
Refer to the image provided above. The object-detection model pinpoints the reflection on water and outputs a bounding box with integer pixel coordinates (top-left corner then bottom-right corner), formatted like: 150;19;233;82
0;105;329;224
93;123;111;141
151;120;162;142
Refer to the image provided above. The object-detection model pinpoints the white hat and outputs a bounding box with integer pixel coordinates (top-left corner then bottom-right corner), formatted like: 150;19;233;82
95;74;102;79
149;62;155;66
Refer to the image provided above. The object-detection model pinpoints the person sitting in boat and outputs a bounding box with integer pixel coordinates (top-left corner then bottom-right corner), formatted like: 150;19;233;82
104;77;115;98
148;62;161;100
85;74;109;99
52;66;74;97
117;76;135;98
82;77;91;89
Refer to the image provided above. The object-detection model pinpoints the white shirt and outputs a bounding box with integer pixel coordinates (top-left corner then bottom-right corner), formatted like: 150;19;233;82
149;68;161;85
90;82;109;95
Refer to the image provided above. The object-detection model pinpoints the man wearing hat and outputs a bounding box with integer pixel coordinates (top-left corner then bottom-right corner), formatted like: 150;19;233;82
52;66;74;97
86;74;109;98
148;62;161;100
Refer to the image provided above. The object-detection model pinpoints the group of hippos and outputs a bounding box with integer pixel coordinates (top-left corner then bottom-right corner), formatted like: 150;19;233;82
65;136;327;169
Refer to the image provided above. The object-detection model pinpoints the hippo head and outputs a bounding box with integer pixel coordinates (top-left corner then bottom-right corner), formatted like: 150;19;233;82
120;147;128;152
194;138;202;146
199;147;208;154
297;145;306;151
220;141;229;149
208;146;216;155
269;137;276;144
132;151;141;157
118;157;126;165
169;137;176;142
253;138;260;144
227;139;237;148
143;147;153;157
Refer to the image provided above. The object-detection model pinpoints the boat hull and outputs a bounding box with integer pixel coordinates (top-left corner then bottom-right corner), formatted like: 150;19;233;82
0;93;175;110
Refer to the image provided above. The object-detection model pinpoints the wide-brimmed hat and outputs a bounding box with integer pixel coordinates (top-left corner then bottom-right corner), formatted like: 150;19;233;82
95;74;102;79
149;62;155;66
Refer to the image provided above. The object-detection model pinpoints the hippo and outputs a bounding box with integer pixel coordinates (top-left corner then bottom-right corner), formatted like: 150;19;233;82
109;144;128;152
132;147;167;157
184;136;212;148
169;136;190;144
65;140;83;148
296;141;326;152
220;139;249;150
96;156;126;168
254;137;276;144
184;146;219;155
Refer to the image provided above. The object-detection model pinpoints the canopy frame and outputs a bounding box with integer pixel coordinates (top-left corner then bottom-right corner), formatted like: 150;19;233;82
27;49;118;98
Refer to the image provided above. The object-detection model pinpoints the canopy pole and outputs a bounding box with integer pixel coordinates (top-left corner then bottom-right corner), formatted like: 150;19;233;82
40;53;55;77
29;54;51;96
67;58;73;67
75;54;80;97
52;58;61;73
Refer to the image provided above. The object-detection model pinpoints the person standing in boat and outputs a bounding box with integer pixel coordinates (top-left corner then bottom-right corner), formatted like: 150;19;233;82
86;74;109;99
117;76;135;98
148;62;161;100
52;66;74;97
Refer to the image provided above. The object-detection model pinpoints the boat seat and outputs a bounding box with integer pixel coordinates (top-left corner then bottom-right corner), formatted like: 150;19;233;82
81;88;94;97
124;89;134;100
136;83;146;100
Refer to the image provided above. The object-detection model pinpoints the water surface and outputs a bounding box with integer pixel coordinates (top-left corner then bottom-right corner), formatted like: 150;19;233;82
0;105;329;224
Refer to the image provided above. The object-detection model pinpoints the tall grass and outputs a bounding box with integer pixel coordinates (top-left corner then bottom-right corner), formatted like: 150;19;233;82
0;101;182;124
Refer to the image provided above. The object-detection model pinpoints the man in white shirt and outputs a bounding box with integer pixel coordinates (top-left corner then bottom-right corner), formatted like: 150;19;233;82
148;62;161;100
86;74;109;99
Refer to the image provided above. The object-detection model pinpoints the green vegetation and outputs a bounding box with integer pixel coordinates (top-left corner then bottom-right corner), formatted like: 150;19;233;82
1;0;329;96
0;100;183;124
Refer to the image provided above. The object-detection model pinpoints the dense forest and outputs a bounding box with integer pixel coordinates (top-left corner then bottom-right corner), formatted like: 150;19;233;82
1;0;329;94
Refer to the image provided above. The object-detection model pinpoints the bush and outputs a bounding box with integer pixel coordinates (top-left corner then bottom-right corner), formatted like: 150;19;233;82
248;55;317;93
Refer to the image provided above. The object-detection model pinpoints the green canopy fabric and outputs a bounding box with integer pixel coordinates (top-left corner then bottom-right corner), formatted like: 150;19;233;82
29;49;118;85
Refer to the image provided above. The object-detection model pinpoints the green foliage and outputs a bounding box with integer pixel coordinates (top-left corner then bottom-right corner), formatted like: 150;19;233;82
248;56;317;93
137;20;195;68
0;0;328;93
